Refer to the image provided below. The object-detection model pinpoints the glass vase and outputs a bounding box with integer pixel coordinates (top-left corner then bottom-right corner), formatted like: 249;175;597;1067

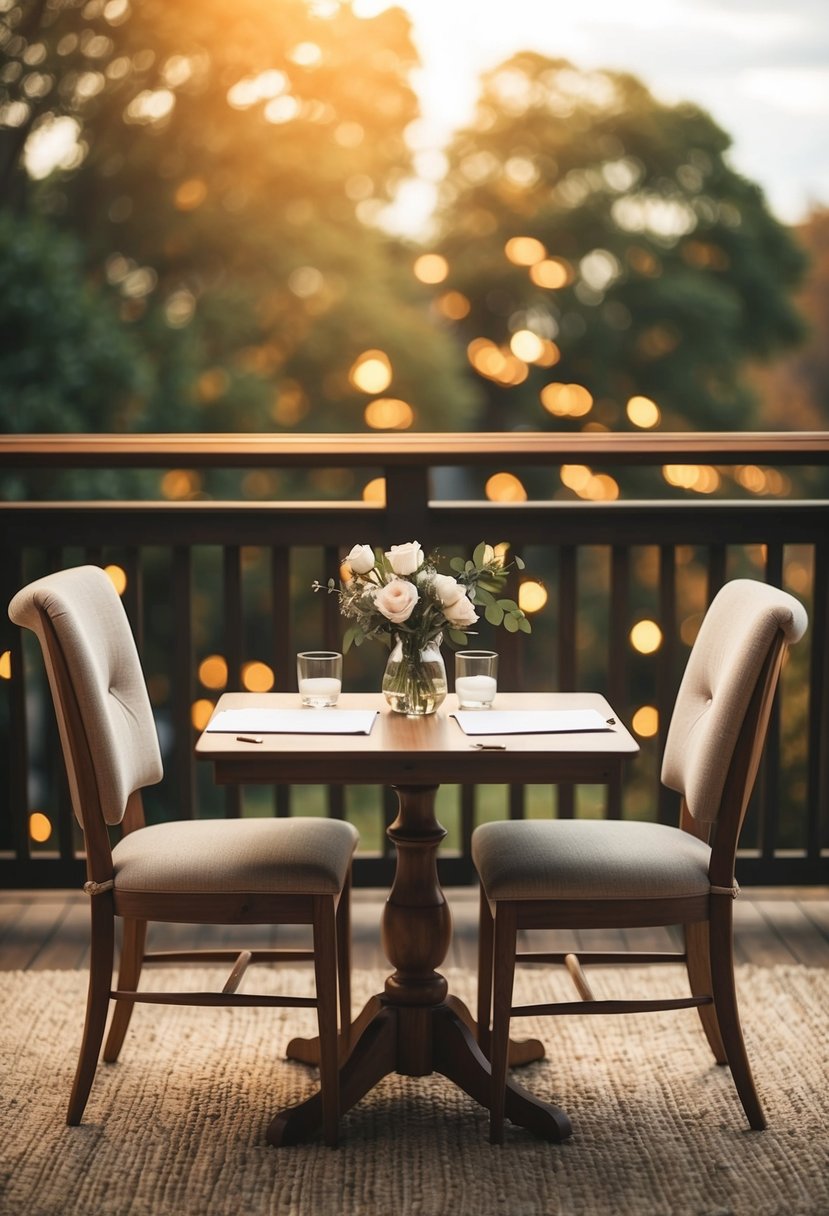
382;633;447;716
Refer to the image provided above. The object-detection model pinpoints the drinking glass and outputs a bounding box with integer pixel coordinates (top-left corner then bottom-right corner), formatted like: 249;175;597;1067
297;651;342;707
454;650;498;708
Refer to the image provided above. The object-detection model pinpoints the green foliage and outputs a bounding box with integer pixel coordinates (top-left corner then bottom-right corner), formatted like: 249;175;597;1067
434;53;807;433
0;210;149;434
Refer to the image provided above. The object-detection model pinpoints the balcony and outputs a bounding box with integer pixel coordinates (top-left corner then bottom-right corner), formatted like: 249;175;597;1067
1;431;828;890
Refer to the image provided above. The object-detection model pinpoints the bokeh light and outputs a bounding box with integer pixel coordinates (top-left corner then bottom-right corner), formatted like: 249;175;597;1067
161;469;201;500
485;472;527;502
29;812;52;843
626;395;661;428
632;705;659;737
349;350;392;394
242;661;275;692
362;477;386;504
540;382;593;417
518;582;548;614
198;654;228;690
662;465;721;493
413;253;448;284
364;397;414;429
0;651;12;680
434;290;471;320
504;236;546;266
630;619;663;654
509;329;545;362
104;564;127;595
529;258;571;288
191;699;215;730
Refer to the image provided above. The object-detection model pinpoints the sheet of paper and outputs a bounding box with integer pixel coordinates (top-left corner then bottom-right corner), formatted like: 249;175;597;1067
452;709;611;736
206;708;378;735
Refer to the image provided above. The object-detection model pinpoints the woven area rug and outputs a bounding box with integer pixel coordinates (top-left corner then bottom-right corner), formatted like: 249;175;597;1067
1;965;827;1216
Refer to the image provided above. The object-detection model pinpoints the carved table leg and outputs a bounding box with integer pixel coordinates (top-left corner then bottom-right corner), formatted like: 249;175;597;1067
267;783;571;1145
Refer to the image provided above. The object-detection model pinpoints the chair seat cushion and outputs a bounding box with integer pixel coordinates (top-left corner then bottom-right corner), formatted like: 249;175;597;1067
112;817;358;896
472;819;712;901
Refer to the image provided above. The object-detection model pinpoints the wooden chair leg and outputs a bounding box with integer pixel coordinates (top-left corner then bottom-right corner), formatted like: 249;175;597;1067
313;896;340;1148
477;885;494;1056
708;898;766;1130
489;903;518;1145
684;919;726;1064
67;896;114;1125
335;871;352;1047
103;917;147;1063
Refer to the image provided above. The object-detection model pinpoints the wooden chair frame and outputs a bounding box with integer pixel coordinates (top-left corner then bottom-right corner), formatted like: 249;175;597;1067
29;597;353;1147
477;629;788;1143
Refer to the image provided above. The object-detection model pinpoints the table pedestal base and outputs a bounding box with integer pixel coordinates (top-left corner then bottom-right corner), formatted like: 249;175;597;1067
267;994;572;1146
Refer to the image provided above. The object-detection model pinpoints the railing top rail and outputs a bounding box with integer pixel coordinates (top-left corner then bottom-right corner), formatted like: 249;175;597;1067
2;432;829;468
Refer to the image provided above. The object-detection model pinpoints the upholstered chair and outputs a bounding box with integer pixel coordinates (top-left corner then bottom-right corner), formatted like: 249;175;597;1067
472;579;807;1143
9;565;358;1147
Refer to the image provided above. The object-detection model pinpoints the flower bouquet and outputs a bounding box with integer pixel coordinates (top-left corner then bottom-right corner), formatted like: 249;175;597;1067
313;540;530;715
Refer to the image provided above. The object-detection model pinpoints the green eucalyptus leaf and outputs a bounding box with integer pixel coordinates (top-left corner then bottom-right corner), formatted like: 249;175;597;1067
485;603;504;626
518;616;532;634
515;556;525;570
474;587;496;606
497;598;519;612
503;614;519;633
449;557;466;573
447;628;469;647
472;541;488;568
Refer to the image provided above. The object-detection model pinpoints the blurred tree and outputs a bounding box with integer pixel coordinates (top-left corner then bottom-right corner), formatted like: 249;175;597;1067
0;210;169;495
0;0;479;436
750;207;829;430
431;53;806;436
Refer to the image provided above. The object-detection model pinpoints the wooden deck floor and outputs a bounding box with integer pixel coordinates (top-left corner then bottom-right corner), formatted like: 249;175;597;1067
2;887;829;972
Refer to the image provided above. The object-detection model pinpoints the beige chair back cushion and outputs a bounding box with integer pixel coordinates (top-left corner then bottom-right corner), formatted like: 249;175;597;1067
661;579;807;823
9;565;163;827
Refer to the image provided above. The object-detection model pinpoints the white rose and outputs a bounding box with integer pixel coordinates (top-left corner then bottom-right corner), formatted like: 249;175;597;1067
385;541;424;576
443;592;478;628
346;544;375;575
433;573;464;607
374;577;420;624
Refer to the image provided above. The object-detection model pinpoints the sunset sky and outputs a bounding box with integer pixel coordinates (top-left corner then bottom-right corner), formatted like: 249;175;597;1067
356;0;829;236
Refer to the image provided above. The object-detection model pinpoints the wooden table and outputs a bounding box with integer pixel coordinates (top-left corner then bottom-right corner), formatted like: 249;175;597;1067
196;692;638;1145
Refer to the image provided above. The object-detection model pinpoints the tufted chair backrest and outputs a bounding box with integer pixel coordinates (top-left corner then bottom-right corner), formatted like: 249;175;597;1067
9;565;163;829
661;579;807;824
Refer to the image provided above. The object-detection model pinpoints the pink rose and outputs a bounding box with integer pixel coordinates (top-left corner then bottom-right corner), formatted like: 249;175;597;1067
433;573;464;607
443;592;478;628
374;577;419;624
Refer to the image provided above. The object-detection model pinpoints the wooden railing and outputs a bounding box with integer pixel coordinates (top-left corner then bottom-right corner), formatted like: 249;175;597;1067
1;432;827;889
